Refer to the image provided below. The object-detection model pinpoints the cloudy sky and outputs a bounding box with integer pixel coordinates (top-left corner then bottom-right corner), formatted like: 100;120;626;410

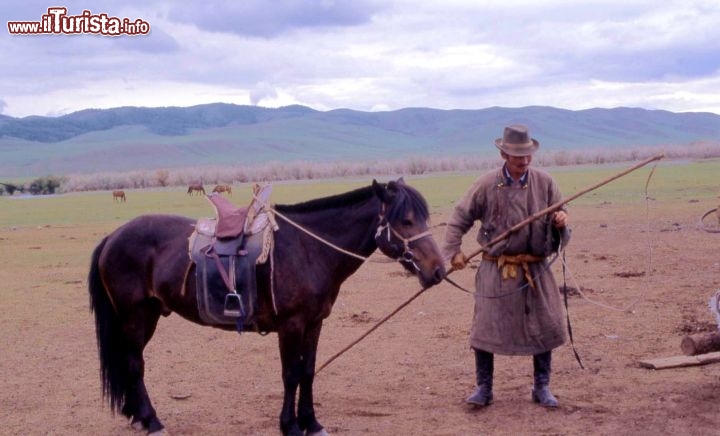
2;0;720;118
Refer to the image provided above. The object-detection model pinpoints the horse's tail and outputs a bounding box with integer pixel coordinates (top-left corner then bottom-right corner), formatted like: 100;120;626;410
88;236;127;415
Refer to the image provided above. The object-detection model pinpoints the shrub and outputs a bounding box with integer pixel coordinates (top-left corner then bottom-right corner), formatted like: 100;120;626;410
27;175;65;195
155;170;170;187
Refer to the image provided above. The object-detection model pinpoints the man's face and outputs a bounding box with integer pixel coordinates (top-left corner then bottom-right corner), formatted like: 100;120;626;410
503;153;533;178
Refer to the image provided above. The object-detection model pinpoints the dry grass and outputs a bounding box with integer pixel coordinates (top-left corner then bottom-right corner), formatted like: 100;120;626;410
48;142;720;193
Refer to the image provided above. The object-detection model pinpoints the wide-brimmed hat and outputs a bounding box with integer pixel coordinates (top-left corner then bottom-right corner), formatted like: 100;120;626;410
494;124;540;156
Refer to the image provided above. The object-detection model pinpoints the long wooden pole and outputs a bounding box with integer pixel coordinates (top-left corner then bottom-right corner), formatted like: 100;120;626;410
316;153;665;374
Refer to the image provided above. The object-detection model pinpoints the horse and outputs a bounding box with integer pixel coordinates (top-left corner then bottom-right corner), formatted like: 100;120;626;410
212;184;232;195
88;178;446;435
187;183;205;195
112;190;126;202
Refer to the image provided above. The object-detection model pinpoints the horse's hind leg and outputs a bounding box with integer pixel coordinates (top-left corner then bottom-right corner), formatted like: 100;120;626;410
122;298;165;434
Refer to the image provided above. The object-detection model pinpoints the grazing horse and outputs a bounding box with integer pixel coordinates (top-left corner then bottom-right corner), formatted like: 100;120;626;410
112;190;126;202
212;184;232;195
187;183;205;195
88;179;445;435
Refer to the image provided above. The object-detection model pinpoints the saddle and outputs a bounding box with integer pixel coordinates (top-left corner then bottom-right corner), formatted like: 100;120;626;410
188;184;276;332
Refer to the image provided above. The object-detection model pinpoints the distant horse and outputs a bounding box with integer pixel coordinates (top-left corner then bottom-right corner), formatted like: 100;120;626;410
112;190;126;202
187;183;205;196
88;179;445;435
212;184;232;195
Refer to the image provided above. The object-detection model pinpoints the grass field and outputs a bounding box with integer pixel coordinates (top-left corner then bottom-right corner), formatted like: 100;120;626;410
1;157;718;229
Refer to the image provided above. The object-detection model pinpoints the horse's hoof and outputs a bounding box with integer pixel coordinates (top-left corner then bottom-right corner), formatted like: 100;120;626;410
306;429;330;436
148;429;167;436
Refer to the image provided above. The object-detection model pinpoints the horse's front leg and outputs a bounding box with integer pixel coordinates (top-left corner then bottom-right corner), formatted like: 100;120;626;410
278;322;305;436
297;320;326;436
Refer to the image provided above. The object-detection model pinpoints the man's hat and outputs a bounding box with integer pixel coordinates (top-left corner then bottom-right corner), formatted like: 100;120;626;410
494;124;540;156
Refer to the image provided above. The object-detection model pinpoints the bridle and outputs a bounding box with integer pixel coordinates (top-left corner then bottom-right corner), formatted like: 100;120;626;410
268;199;435;268
374;214;434;271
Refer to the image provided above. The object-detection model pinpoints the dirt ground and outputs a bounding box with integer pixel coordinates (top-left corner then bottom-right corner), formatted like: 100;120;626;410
1;196;720;435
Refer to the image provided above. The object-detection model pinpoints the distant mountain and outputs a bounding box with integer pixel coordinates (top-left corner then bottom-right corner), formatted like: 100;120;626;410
0;104;718;177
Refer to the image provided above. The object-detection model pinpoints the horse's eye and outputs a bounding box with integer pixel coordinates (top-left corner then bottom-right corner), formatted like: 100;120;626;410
401;219;413;227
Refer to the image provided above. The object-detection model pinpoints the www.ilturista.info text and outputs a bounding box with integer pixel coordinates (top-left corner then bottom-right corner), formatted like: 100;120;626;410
7;7;150;36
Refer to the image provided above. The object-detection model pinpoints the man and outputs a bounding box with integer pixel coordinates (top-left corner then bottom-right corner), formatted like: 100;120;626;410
443;124;570;408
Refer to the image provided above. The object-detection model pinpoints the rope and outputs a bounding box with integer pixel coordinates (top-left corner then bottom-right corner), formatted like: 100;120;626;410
562;250;585;369
699;208;720;233
270;207;369;261
556;162;659;313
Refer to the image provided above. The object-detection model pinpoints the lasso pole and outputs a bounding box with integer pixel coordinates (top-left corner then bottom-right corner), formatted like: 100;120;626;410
315;285;429;374
316;153;665;374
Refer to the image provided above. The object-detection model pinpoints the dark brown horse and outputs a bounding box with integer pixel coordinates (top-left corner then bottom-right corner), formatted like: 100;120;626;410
112;190;126;202
88;179;445;435
187;183;205;195
212;184;232;195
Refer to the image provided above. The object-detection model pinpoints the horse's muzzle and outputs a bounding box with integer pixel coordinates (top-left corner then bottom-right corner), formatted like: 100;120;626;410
422;264;446;288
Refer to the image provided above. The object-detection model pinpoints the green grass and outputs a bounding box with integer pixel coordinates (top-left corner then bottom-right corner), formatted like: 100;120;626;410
1;159;718;228
549;158;720;205
0;181;376;228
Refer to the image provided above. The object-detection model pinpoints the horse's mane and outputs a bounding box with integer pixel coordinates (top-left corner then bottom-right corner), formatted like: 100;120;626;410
274;185;375;214
274;181;430;222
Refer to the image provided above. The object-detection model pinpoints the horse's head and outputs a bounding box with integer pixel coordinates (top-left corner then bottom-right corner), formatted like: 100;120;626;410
372;178;446;288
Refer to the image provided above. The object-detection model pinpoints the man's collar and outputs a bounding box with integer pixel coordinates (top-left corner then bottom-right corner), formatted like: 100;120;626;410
502;165;529;187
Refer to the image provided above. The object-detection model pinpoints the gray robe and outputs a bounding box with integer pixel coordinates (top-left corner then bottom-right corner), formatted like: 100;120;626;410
443;167;570;355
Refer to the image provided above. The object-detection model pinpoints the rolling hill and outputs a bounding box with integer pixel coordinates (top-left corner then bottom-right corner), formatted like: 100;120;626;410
0;104;718;177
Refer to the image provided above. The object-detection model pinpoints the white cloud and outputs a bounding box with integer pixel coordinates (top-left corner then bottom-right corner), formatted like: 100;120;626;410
2;0;720;117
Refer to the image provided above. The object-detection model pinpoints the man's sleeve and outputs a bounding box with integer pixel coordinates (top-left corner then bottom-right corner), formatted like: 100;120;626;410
442;181;483;259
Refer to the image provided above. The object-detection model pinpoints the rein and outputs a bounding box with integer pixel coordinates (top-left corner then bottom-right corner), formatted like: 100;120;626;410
270;207;369;261
269;204;436;268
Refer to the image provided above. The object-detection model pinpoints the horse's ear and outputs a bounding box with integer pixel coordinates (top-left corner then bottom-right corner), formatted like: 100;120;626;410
396;176;405;184
372;179;395;203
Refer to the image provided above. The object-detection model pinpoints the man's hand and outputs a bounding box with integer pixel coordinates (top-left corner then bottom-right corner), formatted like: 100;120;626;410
451;251;467;270
552;211;568;228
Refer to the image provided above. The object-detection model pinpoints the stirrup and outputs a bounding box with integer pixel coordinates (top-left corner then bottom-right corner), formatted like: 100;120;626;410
223;292;244;317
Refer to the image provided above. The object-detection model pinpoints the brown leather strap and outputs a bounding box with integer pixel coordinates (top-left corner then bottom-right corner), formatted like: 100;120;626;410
208;250;235;292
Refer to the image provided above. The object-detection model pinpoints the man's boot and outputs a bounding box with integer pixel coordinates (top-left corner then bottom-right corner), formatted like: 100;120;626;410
466;349;493;407
532;351;558;408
